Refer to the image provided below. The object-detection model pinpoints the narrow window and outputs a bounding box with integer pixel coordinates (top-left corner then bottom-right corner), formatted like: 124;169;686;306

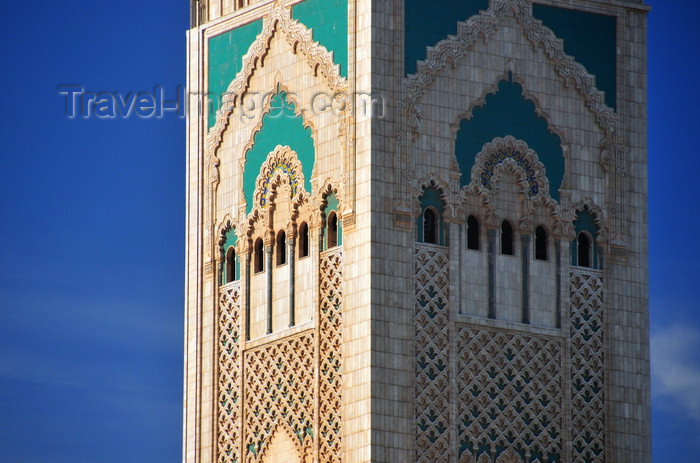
276;231;287;266
254;238;264;273
535;226;548;261
467;215;480;250
298;222;309;258
225;247;236;283
327;212;338;248
423;208;438;244
501;220;514;255
577;232;591;268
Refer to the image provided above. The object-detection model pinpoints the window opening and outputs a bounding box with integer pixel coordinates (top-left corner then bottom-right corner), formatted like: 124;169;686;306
423;208;438;244
327;212;338;248
225;247;236;283
467;215;480;250
535;226;548;261
254;238;264;273
577;232;591;268
298;222;309;258
501;220;514;255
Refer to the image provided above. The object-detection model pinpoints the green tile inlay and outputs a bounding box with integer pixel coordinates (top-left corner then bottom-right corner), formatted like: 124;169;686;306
404;0;488;75
455;74;564;202
533;4;617;110
208;19;263;129
292;0;348;77
571;209;599;268
243;90;314;214
221;229;240;282
416;187;446;245
323;192;342;248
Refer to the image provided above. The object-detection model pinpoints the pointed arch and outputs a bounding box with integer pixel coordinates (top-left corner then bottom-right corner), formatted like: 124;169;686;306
395;0;627;245
401;0;618;135
456;74;564;200
206;3;347;158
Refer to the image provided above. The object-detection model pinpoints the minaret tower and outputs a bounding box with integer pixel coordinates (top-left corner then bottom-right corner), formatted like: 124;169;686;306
184;1;651;462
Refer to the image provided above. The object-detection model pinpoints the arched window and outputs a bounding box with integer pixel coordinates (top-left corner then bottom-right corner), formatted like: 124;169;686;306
423;208;438;244
577;232;592;268
501;220;514;255
327;211;338;248
535;226;548;261
298;222;309;258
225;247;236;283
467;215;480;250
276;231;287;266
254;238;264;273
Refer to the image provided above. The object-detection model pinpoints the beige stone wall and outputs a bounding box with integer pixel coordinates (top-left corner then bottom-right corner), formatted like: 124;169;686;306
185;0;651;462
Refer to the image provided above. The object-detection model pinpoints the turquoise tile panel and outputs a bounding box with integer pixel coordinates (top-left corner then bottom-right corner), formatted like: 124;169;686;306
292;0;348;77
208;20;263;129
571;210;599;268
404;0;488;75
533;3;617;110
455;74;564;202
416;187;446;245
243;90;314;213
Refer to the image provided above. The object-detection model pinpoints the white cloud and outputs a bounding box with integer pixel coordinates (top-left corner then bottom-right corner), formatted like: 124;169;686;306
651;324;700;421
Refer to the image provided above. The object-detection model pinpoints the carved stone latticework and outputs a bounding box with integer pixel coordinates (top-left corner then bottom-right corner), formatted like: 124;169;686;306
414;245;451;463
318;247;344;463
570;270;605;463
218;283;243;463
456;327;563;463
243;332;315;462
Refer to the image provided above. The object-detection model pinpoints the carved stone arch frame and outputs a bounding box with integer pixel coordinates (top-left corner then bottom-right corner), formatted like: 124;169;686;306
402;0;618;136
250;145;309;216
206;2;347;159
257;423;305;463
312;177;346;230
448;70;571;192
397;0;626;245
465;136;562;233
234;80;318;213
412;175;459;221
246;207;273;249
570;198;608;245
217;214;244;256
239;78;319;157
205;1;351;233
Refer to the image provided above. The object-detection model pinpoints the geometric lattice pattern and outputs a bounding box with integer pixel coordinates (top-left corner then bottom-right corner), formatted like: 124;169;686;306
243;332;315;462
414;245;451;463
570;270;605;463
218;282;243;463
216;247;344;463
456;327;563;463
319;247;344;463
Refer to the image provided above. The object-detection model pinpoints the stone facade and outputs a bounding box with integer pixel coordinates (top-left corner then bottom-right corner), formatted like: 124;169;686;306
184;1;651;462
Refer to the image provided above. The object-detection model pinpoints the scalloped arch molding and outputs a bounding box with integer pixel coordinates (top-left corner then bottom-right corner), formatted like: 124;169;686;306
243;91;314;213
405;0;616;108
207;0;348;128
456;74;564;202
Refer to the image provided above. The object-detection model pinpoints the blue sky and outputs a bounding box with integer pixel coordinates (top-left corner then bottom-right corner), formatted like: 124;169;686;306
0;1;697;462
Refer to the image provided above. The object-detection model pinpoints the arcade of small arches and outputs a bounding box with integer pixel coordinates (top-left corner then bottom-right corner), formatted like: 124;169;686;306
416;177;603;329
224;216;336;282
218;190;342;340
418;202;600;270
